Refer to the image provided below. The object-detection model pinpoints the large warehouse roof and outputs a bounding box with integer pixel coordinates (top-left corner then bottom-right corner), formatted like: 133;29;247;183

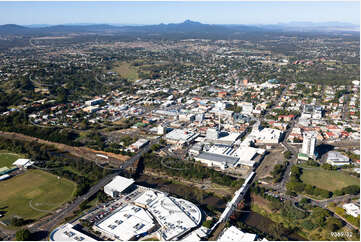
134;189;202;241
95;204;155;241
218;226;256;241
104;176;134;193
50;223;97;241
197;152;239;167
165;129;199;142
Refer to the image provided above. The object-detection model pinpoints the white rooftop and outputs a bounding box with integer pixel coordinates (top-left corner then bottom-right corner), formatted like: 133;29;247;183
343;203;360;218
50;223;97;241
151;196;201;240
12;158;33;167
247;127;282;143
217;132;241;143
165;129;199;142
218;226;257;241
327;151;350;162
95;204;155;241
104;176;135;193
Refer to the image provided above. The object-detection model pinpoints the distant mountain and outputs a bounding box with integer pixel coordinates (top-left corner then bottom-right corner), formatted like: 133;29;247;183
277;21;359;28
255;21;360;32
0;20;358;38
0;24;29;34
129;20;236;33
24;24;52;28
42;24;121;33
0;20;263;38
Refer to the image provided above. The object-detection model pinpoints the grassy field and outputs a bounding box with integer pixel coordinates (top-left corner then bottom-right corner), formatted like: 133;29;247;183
112;62;139;81
0;150;23;168
0;169;76;221
300;167;360;191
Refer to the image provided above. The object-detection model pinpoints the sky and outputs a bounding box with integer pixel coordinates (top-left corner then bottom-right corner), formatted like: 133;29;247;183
0;1;359;26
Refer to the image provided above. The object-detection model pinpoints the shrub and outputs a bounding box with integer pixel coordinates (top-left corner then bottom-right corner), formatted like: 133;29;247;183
301;220;316;230
15;229;31;241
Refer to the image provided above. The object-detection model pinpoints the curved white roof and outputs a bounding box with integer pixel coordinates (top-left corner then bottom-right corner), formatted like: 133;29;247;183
50;223;96;241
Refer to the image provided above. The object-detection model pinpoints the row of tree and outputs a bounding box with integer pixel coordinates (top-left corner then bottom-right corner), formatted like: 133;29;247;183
140;152;245;188
286;166;332;198
286;166;360;199
0;136;111;197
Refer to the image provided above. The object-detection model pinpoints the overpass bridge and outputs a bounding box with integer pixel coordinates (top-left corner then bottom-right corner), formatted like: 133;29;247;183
209;171;256;235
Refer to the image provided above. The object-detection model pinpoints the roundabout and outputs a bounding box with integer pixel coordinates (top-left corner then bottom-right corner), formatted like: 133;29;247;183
160;157;191;171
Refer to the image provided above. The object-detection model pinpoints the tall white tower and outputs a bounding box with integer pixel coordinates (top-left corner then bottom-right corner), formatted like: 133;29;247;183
157;125;166;135
302;132;316;158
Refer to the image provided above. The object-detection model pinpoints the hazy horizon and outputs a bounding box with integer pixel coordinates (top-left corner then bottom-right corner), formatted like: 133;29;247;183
0;1;359;26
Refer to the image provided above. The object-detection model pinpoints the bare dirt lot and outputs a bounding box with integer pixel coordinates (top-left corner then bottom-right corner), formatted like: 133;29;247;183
0;131;129;164
255;146;285;181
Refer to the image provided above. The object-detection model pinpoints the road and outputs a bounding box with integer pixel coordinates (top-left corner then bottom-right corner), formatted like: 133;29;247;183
259;84;299;192
276;193;359;230
304;194;359;209
29;172;120;234
28;136;162;236
307;194;360;230
341;85;351;120
279;116;300;192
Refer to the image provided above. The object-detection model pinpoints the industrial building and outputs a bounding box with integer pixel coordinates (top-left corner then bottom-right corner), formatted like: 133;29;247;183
195;152;239;170
94;177;202;241
240;102;253;115
165;129;199;145
104;176;135;198
12;158;34;169
179;113;195;122
94;204;156;241
233;146;265;167
206;128;220;140
50;223;97;241
128;139;149;152
246;123;282;144
134;190;202;240
83;105;100;113
189;143;203;156
217;226;256;241
194;144;265;169
205;129;242;146
85;98;104;106
326;151;350;166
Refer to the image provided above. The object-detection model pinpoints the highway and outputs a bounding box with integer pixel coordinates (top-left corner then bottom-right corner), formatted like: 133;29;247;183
29;136;162;236
29;172;121;233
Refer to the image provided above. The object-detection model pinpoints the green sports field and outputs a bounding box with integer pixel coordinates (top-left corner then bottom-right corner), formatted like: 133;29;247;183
300;167;360;191
0;169;76;221
0;151;22;168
